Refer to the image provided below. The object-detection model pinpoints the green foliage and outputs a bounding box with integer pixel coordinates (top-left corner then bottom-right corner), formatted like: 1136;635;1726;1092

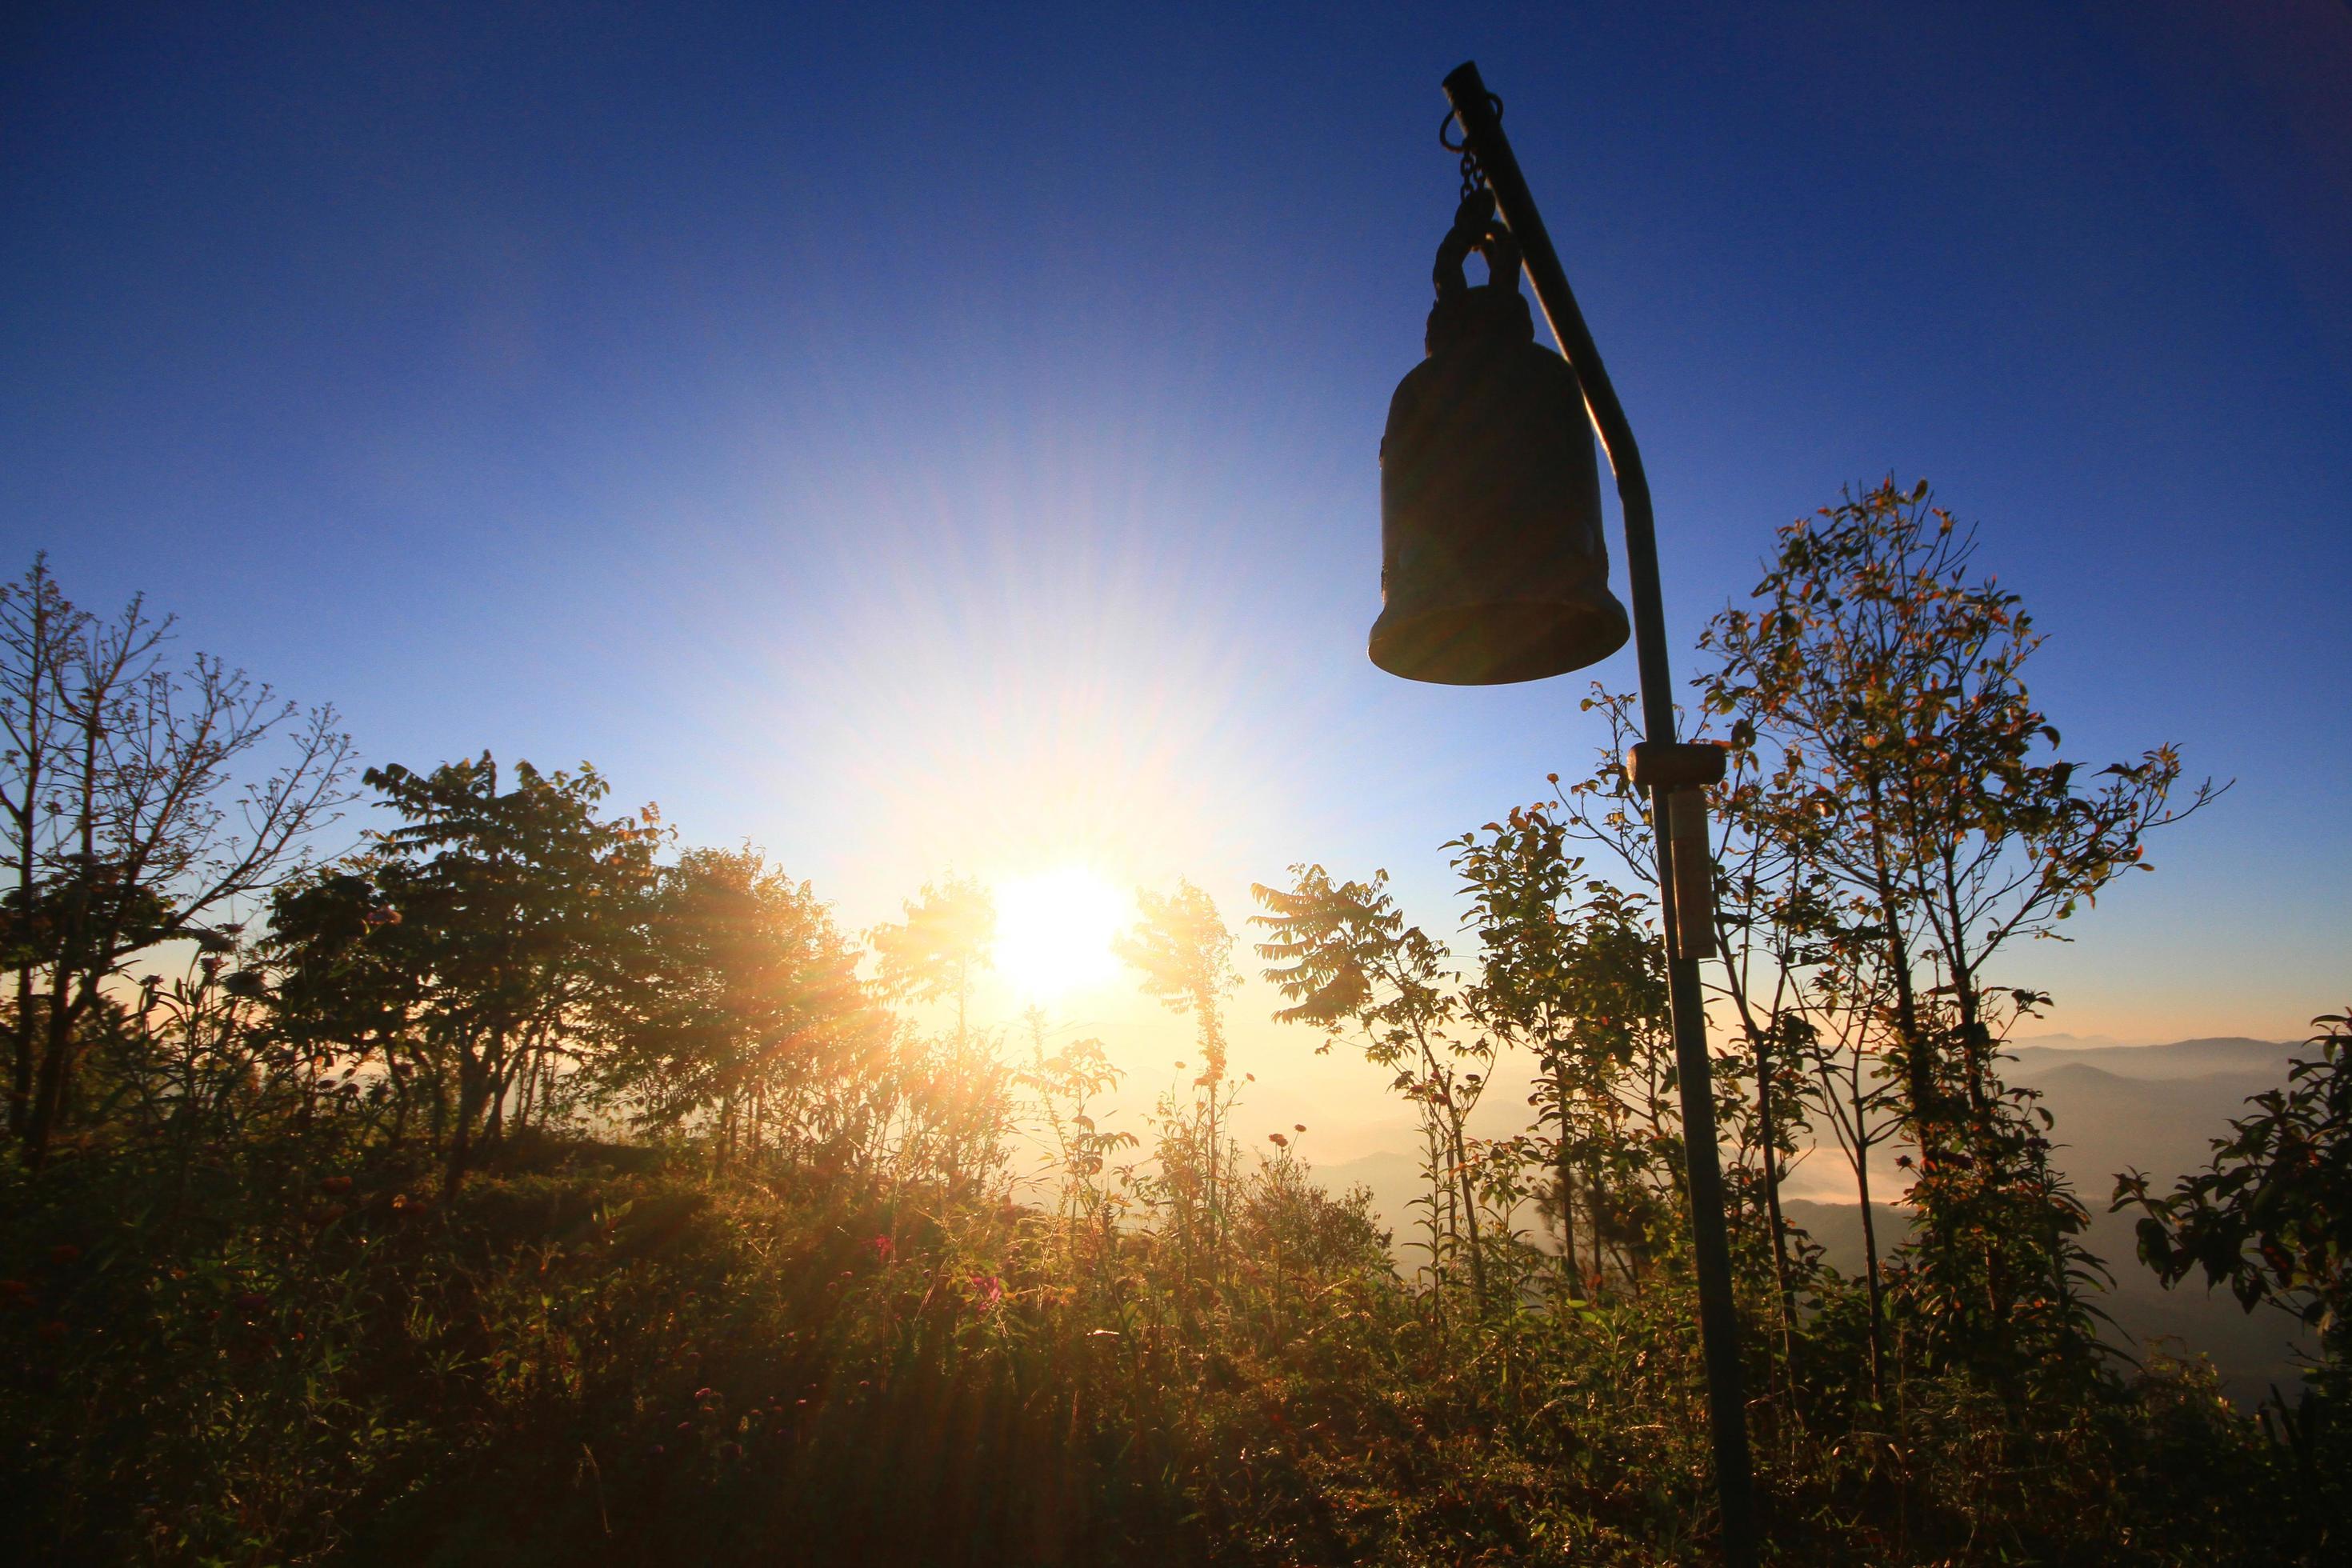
1450;807;1679;1299
1253;866;1497;1315
2119;1007;2352;1368
1668;480;2220;1395
2116;1006;2352;1551
1117;881;1242;1276
0;528;2327;1566
10;1116;2322;1567
597;846;872;1154
869;876;995;1032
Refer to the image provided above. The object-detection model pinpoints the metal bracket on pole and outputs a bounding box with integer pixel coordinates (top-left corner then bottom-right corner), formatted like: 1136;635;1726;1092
1630;742;1726;959
1442;61;1760;1568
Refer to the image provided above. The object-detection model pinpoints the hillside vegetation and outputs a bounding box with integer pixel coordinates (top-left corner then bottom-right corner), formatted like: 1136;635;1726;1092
6;488;2347;1565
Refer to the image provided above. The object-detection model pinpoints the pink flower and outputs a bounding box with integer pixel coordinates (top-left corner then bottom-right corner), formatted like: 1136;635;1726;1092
868;1234;894;1262
968;1273;1004;1315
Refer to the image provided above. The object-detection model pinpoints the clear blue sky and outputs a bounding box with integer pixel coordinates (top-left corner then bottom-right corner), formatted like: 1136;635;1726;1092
6;1;2347;1058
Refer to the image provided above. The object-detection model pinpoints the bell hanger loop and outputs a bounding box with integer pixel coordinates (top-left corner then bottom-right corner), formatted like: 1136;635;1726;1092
1431;190;1522;302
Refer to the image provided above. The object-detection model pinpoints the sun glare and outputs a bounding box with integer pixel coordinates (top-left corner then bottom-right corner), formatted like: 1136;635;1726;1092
994;866;1128;1002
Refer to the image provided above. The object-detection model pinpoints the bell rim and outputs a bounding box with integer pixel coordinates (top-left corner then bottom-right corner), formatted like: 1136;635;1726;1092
1369;594;1631;686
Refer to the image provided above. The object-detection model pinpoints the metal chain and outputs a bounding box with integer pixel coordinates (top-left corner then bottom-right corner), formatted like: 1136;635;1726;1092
1438;93;1502;202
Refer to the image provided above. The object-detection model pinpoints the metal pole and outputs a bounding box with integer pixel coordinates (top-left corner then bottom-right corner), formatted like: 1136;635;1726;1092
1442;61;1759;1568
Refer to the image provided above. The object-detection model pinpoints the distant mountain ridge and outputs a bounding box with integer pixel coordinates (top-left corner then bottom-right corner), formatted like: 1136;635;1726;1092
2006;1036;2298;1082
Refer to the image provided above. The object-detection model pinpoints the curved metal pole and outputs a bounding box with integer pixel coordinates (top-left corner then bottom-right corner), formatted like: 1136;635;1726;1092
1443;61;1759;1568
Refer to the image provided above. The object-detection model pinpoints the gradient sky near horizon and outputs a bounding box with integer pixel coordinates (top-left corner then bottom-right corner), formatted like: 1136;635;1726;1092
5;2;2347;1150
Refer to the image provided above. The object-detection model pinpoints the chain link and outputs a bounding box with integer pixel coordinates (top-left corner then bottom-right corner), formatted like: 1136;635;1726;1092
1438;94;1502;202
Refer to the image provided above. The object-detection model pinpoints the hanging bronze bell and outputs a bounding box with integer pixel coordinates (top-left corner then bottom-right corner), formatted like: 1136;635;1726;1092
1370;195;1630;685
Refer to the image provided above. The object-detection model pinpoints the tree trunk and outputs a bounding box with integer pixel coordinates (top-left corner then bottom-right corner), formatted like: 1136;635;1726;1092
1853;1090;1888;1405
25;970;97;1168
10;968;32;1138
1450;1112;1487;1313
1754;1024;1799;1371
1864;778;1940;1152
444;1049;481;1200
1551;1059;1580;1298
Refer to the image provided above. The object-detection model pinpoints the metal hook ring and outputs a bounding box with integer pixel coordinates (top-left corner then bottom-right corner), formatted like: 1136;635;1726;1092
1436;93;1503;153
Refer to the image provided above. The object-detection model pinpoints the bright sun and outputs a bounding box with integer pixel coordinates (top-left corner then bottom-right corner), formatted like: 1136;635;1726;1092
994;866;1128;1002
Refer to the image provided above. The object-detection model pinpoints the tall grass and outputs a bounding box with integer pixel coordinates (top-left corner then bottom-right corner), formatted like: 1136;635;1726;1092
4;1110;2329;1566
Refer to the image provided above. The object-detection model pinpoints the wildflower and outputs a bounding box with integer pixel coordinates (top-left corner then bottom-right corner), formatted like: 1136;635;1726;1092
1269;1133;1289;1148
968;1273;1005;1315
50;1245;80;1266
0;1278;33;1302
320;1175;354;1195
868;1234;894;1262
1294;1124;1306;1134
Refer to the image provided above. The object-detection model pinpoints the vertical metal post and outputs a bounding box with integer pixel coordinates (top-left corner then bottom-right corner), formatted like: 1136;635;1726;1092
1442;62;1759;1567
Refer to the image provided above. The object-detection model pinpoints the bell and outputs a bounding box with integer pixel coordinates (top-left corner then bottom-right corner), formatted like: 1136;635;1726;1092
1370;196;1630;684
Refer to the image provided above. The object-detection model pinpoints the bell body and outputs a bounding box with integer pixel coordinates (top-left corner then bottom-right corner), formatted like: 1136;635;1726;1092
1371;279;1630;686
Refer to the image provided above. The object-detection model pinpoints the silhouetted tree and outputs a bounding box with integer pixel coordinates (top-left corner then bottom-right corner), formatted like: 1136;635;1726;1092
354;755;662;1194
1451;806;1678;1300
1699;479;2209;1374
599;846;871;1166
1117;878;1239;1243
0;556;354;1165
1254;865;1494;1316
870;875;994;1051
